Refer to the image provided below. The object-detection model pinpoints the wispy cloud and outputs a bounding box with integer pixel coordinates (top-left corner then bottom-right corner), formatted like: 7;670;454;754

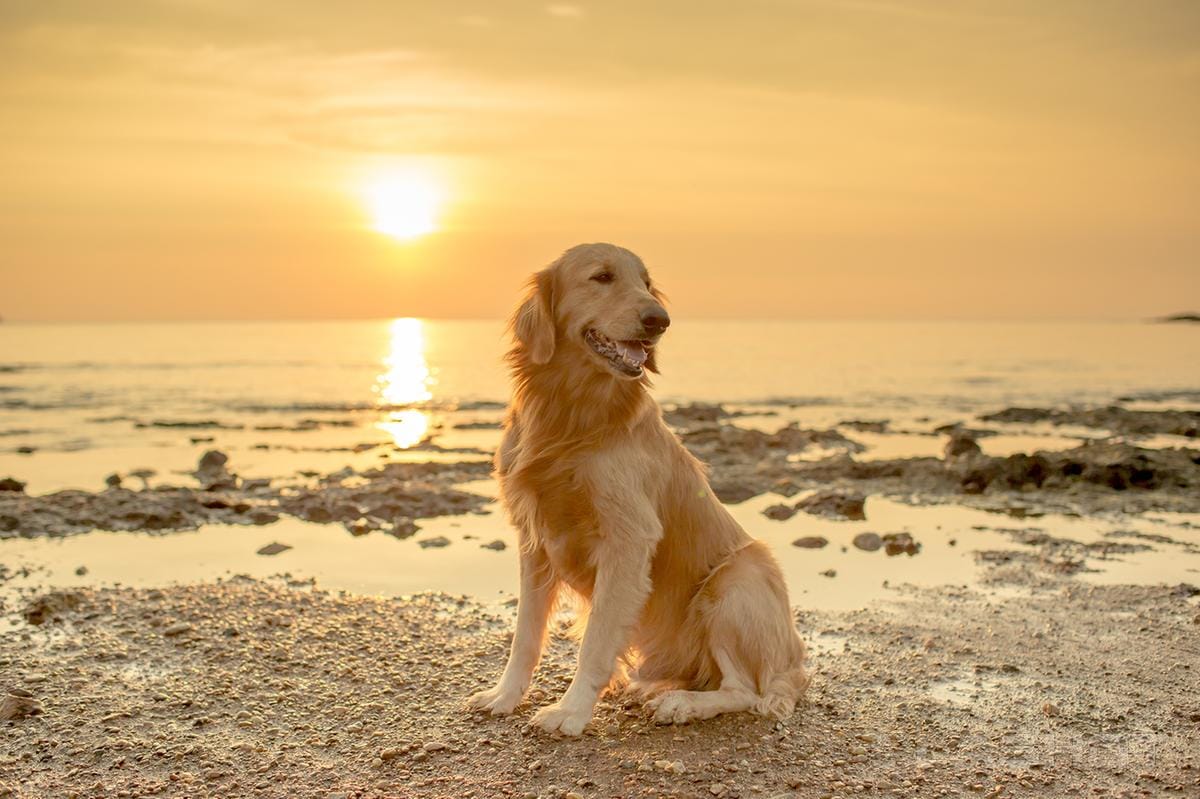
545;4;583;19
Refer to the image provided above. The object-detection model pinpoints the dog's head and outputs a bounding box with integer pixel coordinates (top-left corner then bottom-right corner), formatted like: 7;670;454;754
511;243;669;380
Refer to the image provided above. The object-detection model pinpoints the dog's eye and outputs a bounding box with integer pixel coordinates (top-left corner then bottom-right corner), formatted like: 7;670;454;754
591;272;614;284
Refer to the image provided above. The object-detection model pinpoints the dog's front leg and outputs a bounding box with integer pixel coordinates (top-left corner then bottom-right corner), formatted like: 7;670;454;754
530;532;655;736
466;543;558;714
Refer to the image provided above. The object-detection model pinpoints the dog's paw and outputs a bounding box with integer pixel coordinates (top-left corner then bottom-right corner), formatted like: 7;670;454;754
465;684;524;715
529;701;591;736
646;691;700;725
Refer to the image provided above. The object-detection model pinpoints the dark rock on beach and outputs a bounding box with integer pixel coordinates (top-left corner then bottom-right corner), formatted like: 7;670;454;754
682;422;865;468
0;452;492;540
0;477;24;492
981;406;1200;438
882;532;920;556
795;490;867;521
762;503;798;521
852;532;883;552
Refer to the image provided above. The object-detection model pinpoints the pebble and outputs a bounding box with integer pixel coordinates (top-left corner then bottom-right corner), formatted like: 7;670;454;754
418;536;451;549
256;542;292;556
763;504;798;521
852;532;882;552
481;539;507;551
792;536;829;549
422;741;447;752
162;622;193;637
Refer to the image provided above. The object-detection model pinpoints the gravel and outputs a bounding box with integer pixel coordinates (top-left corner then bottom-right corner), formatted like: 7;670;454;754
2;577;1196;797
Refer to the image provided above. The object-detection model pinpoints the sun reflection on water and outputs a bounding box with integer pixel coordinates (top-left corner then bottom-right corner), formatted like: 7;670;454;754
374;318;433;448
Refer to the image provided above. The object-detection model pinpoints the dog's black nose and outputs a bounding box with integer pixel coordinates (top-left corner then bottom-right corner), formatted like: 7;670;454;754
641;307;671;334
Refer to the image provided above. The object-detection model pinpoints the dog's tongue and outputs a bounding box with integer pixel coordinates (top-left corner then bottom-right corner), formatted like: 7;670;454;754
616;341;648;366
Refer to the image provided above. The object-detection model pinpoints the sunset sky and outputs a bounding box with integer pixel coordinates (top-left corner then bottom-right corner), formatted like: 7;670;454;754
2;1;1197;322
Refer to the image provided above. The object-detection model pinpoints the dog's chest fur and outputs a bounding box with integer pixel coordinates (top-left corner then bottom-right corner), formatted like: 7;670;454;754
505;469;604;596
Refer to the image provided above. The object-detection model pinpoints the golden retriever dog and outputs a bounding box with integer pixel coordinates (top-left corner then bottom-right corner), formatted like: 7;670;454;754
466;242;809;735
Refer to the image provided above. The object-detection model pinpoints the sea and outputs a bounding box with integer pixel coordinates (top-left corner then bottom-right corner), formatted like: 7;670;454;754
1;319;1197;609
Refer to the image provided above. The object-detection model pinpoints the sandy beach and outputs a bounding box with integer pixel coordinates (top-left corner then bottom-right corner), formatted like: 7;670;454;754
3;392;1200;798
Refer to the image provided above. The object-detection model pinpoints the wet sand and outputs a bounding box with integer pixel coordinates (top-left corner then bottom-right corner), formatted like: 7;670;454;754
2;401;1200;797
2;577;1198;798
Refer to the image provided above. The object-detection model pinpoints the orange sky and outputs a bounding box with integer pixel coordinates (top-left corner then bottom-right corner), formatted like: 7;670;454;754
1;1;1197;321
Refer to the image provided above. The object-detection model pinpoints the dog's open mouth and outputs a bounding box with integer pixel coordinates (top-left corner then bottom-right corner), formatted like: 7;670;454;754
585;329;650;377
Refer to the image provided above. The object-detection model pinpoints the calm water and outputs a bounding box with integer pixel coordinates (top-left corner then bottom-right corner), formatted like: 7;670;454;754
2;320;1198;608
1;319;1198;492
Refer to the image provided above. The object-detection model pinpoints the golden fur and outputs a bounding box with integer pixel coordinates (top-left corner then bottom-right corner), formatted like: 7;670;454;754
466;243;809;734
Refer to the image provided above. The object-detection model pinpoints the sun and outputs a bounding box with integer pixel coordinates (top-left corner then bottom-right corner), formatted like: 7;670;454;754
363;171;442;240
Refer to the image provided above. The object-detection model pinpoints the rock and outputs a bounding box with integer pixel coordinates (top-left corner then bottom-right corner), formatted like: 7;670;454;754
841;419;889;433
0;694;42;721
162;622;193;637
22;591;81;625
422;741;447;752
249;509;279;525
981;405;1200;438
792;536;829;549
772;478;801;497
819;569;837;577
763;503;798;521
0;477;26;492
256;542;292;556
882;532;920;556
480;539;507;551
852;532;883;552
709;480;758;504
380;748;403;761
389;517;419;539
74;565;88;576
796;490;866;520
944;431;982;460
104;473;122;488
418;536;451;549
1041;702;1060;717
195;450;236;490
346;519;373;536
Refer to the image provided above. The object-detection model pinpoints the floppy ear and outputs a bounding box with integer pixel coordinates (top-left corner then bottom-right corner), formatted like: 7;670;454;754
512;267;557;365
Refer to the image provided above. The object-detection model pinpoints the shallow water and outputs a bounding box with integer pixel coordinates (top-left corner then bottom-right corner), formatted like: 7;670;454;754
4;489;1197;613
2;319;1198;492
2;319;1198;610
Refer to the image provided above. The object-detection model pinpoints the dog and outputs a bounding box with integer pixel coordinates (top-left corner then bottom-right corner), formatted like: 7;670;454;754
466;243;809;735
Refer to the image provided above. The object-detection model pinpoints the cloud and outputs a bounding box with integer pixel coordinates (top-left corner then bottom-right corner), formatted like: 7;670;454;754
545;4;583;19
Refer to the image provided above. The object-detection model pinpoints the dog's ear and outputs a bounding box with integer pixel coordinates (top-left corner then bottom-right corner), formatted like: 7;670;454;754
512;267;557;365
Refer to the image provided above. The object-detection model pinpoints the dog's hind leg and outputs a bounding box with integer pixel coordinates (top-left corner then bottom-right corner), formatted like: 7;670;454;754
648;541;809;725
466;543;559;715
645;647;757;724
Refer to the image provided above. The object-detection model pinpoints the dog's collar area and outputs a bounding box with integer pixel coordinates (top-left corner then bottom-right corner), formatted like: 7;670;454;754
584;329;649;377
